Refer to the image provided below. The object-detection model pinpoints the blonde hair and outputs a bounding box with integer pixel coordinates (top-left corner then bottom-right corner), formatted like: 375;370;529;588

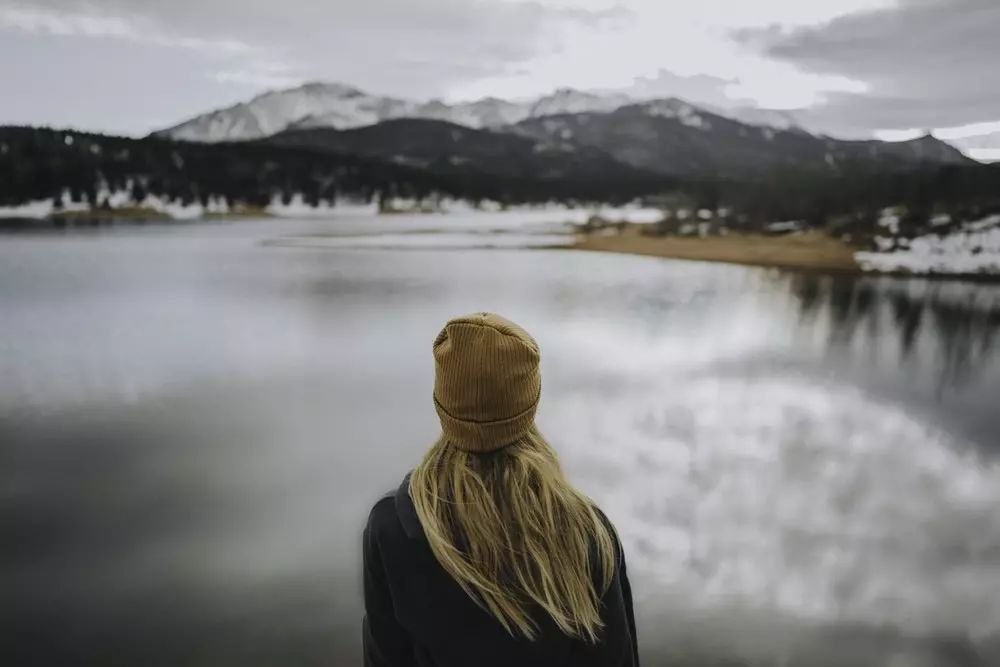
408;425;616;641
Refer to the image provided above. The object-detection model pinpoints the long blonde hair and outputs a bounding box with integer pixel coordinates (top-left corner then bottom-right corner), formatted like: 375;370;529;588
408;425;616;642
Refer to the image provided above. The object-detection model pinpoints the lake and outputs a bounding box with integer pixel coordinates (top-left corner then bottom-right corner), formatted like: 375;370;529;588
3;213;999;666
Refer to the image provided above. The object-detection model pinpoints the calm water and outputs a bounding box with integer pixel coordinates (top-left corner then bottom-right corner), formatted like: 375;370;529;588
3;215;1000;666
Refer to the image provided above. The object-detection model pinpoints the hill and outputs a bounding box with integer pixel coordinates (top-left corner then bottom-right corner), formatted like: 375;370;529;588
508;100;972;176
263;118;660;182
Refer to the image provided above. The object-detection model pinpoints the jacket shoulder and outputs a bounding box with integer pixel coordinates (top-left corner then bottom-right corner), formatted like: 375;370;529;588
366;493;402;537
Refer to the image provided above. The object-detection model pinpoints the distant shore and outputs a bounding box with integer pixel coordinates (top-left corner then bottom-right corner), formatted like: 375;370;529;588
0;207;275;228
572;224;861;273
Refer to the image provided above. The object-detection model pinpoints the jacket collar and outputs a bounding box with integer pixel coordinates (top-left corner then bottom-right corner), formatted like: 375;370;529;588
394;472;426;541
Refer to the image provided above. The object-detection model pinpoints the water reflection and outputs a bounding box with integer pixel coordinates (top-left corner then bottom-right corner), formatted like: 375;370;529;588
788;273;1000;392
3;217;1000;666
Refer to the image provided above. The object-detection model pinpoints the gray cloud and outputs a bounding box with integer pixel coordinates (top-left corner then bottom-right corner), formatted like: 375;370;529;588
0;0;627;133
6;0;628;97
615;69;751;109
736;0;1000;136
4;0;996;153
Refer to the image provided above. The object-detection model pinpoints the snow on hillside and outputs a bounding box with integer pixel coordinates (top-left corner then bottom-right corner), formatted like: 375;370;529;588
0;193;89;218
856;215;1000;276
721;106;802;132
162;82;416;141
414;97;530;129
528;88;632;118
640;99;712;129
157;82;808;143
0;185;661;226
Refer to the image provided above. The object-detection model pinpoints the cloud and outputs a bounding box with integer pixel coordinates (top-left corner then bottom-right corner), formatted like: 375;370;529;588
615;69;746;108
934;120;1000;142
1;0;624;99
3;0;995;145
0;2;280;98
211;66;303;90
442;0;887;109
0;4;253;55
0;5;132;37
874;121;1000;162
946;127;1000;163
736;0;1000;136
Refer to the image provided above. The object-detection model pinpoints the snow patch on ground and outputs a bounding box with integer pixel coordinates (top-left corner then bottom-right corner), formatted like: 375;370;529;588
266;194;377;217
878;210;901;235
857;216;1000;276
0;190;89;218
0;189;656;227
766;220;803;234
136;194;199;219
0;198;56;218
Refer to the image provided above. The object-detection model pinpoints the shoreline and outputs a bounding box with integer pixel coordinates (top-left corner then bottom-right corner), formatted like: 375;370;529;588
0;211;273;229
569;224;1000;283
4;213;997;282
572;225;861;273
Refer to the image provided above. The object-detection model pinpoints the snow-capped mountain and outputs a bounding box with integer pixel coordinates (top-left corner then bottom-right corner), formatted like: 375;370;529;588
510;101;972;176
154;81;975;171
160;82;417;142
717;106;803;133
155;82;798;143
289;95;533;132
527;88;633;118
405;97;529;129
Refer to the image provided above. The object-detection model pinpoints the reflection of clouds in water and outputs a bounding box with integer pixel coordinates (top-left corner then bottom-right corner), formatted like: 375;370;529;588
532;279;803;386
552;374;1000;638
5;218;1000;664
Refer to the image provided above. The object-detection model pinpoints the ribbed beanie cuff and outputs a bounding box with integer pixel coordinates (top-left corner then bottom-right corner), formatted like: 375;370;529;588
434;393;539;453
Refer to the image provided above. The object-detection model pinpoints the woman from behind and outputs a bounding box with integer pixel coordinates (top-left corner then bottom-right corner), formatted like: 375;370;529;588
363;312;639;667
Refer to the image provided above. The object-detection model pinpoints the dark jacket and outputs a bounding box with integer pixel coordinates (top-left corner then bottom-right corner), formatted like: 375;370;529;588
362;475;639;667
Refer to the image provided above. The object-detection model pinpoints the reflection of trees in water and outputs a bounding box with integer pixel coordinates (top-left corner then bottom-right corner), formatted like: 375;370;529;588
890;291;925;358
787;273;1000;390
929;292;1000;389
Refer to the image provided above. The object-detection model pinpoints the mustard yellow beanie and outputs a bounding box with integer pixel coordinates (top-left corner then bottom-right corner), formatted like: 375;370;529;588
432;312;541;453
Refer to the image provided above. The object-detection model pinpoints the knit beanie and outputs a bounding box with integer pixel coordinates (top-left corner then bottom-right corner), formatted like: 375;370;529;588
433;312;541;453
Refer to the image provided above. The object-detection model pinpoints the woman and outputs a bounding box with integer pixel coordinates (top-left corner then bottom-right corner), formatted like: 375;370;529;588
362;312;639;666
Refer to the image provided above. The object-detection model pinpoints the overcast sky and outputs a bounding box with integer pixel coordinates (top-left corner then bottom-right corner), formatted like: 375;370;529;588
1;0;997;158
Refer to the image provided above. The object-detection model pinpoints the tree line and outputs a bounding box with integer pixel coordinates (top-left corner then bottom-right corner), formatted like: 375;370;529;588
0;126;662;211
1;126;998;234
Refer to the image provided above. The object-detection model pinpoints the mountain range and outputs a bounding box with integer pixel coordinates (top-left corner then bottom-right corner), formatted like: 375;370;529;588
156;83;639;141
154;82;973;178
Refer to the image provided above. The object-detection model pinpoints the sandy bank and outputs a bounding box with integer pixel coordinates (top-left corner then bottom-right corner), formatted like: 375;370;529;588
572;225;860;273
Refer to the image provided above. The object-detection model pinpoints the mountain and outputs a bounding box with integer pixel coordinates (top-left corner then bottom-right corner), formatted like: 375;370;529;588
157;82;796;143
527;88;633;118
507;100;973;176
839;133;975;165
155;82;974;176
159;83;416;142
301;97;526;132
156;83;643;143
718;106;804;133
264;118;659;182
